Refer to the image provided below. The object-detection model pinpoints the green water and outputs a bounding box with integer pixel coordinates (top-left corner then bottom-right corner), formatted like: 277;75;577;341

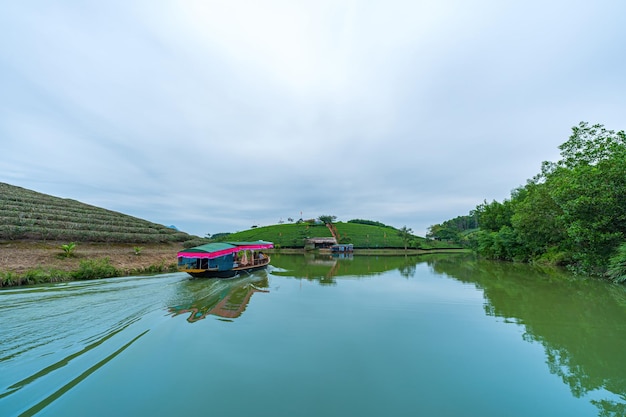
2;253;626;416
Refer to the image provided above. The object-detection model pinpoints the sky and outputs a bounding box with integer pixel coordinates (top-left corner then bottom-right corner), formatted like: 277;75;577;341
1;1;625;238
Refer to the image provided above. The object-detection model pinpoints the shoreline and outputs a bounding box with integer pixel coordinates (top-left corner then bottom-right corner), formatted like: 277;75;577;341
0;241;183;287
0;241;468;287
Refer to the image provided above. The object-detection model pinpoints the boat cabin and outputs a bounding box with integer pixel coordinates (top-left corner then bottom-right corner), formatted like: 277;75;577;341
177;240;273;278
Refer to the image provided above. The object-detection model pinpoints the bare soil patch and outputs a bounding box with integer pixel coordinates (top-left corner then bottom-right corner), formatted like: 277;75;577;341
0;241;184;274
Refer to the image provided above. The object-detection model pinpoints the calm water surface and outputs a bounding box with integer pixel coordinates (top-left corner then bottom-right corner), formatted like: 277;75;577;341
2;253;626;416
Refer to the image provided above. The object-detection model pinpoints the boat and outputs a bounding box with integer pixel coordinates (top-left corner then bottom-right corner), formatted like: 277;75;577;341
177;240;273;278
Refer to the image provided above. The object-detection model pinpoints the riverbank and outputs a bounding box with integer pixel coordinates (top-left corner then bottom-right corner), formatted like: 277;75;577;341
0;241;469;287
0;241;183;287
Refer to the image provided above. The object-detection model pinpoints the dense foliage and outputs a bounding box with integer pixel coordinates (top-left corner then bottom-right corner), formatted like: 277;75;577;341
426;213;479;243
429;122;626;280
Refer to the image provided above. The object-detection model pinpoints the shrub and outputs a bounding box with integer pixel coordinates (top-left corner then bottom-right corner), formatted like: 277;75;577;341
1;272;17;287
47;268;71;282
23;268;48;285
60;242;77;258
607;243;626;283
73;258;118;280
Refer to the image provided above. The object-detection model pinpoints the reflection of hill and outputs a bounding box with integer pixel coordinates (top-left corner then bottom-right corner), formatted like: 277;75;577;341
427;255;626;415
168;274;269;323
269;253;444;284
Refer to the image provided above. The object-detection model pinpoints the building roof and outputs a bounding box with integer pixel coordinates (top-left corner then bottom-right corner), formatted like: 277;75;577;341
178;240;273;259
306;237;337;244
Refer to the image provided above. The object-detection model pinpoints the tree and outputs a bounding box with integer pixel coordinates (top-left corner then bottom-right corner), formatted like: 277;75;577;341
434;122;626;278
475;199;514;232
547;123;626;274
318;215;337;224
426;224;459;242
557;122;626;169
398;226;413;251
510;180;567;262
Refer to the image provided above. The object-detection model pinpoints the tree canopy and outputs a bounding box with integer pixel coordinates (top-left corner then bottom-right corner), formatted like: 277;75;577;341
429;122;626;280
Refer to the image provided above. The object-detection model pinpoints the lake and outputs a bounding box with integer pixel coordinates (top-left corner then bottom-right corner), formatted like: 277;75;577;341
2;253;626;416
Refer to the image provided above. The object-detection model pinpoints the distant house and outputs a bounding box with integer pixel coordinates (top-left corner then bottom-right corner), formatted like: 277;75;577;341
331;244;353;253
305;237;337;250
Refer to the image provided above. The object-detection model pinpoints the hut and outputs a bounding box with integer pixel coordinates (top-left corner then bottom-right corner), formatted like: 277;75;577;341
331;244;354;253
305;237;337;250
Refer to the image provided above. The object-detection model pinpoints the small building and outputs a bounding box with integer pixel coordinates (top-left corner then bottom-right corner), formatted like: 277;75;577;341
305;237;337;250
331;244;354;253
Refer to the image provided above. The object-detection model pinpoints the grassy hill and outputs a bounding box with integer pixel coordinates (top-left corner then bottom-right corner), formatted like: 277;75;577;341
0;182;458;250
0;182;192;243
220;221;459;250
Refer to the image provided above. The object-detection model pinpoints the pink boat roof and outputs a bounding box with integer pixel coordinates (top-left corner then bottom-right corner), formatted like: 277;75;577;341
177;241;273;259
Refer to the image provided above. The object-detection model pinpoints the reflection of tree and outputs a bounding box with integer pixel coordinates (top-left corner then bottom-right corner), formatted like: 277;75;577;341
592;399;626;417
169;274;269;323
398;256;417;278
426;255;626;416
269;253;434;283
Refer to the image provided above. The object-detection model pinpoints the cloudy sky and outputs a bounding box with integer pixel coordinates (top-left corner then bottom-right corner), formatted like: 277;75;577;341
1;1;625;237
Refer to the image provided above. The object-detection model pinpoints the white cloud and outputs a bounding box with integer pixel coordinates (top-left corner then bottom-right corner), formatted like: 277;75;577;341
1;0;625;237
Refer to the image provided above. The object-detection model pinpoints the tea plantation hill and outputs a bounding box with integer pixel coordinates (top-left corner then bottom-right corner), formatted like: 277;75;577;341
219;221;459;250
1;182;457;249
0;182;461;287
0;182;193;243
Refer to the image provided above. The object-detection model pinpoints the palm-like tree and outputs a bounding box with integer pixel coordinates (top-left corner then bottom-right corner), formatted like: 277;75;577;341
398;226;413;251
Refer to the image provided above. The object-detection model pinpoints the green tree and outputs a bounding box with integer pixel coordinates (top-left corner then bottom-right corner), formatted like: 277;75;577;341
557;122;626;169
547;123;626;274
426;224;459;242
318;215;337;224
438;122;626;278
510;181;567;262
398;226;413;251
475;199;514;232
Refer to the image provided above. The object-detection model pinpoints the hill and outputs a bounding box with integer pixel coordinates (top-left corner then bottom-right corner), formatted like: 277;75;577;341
220;221;459;250
0;182;458;250
0;182;193;243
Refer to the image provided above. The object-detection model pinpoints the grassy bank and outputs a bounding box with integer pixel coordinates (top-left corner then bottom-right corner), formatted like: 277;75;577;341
0;241;182;287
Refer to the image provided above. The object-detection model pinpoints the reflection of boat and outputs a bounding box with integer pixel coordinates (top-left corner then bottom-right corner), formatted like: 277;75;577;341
177;241;273;278
169;274;269;323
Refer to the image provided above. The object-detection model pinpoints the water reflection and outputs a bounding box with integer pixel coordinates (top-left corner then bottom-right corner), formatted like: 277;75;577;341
272;252;626;415
424;255;626;416
269;252;427;283
168;273;269;323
